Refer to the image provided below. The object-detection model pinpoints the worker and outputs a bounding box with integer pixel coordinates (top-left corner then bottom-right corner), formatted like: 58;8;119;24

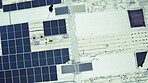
44;38;53;44
66;60;73;64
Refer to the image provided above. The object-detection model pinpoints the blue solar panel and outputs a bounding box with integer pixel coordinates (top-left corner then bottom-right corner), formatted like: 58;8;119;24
32;0;39;7
0;26;7;34
52;28;59;35
24;1;32;9
14;24;21;31
38;0;46;6
17;46;23;53
25;60;32;67
43;21;50;28
55;57;62;64
59;19;66;26
16;39;23;46
54;49;61;57
24;45;31;52
62;56;70;63
2;56;9;63
3;5;10;12
40;58;47;66
9;40;15;47
18;61;25;68
54;0;61;4
3;63;9;70
46;50;54;58
22;23;29;31
47;0;54;5
51;20;58;27
9;47;16;54
44;29;52;36
50;74;57;81
28;75;35;83
43;19;67;36
2;48;8;55
7;25;14;32
10;3;17;11
43;74;50;81
59;26;67;34
17;2;25;10
8;32;15;39
10;62;17;69
1;41;8;48
0;1;2;9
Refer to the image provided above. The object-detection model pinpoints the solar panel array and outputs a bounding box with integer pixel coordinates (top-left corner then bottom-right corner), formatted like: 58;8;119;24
0;23;30;55
0;0;2;9
0;66;57;83
0;22;70;83
0;48;70;70
43;19;67;36
3;0;61;12
0;48;70;83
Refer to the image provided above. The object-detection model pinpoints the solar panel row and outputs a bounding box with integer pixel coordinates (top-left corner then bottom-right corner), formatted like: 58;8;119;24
0;48;69;70
43;19;67;36
3;0;61;12
0;23;30;55
0;0;2;9
0;65;57;83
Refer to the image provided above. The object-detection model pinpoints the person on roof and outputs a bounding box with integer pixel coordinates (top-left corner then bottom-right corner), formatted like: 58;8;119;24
44;38;53;44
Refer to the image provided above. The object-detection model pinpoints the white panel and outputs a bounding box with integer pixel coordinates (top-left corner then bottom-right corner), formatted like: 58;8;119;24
0;12;10;26
75;10;131;37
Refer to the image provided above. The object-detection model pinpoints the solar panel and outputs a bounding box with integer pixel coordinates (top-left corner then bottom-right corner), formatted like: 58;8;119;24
43;19;67;36
128;9;146;28
79;63;93;72
55;6;69;15
3;0;62;12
